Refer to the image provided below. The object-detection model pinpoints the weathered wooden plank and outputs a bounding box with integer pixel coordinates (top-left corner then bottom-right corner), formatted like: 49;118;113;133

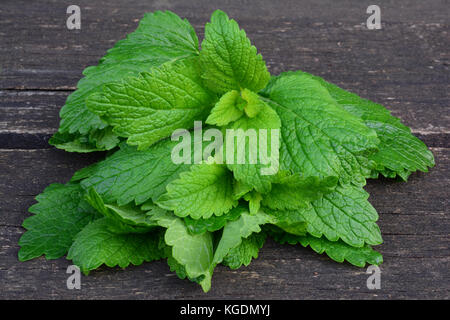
0;148;103;226
0;147;448;299
364;148;449;215
1;226;448;299
0;89;448;148
0;147;447;226
0;0;448;300
1;1;448;93
1;0;448;149
0;91;68;135
0;90;68;148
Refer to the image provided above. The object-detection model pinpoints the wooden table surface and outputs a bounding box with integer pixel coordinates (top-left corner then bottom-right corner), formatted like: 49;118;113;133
0;0;448;299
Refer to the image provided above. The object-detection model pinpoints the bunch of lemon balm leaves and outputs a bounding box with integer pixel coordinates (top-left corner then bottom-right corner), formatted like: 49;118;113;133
18;10;434;292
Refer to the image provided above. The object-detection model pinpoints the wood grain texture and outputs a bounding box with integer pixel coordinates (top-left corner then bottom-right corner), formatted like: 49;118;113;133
0;0;448;299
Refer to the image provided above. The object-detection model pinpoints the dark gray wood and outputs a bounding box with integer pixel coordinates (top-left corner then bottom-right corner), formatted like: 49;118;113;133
0;0;448;299
0;90;447;149
1;228;448;299
0;148;448;228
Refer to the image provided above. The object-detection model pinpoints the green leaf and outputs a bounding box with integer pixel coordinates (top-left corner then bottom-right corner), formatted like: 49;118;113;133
263;208;308;236
262;174;338;210
166;249;189;280
206;90;244;126
213;211;272;266
76;139;193;206
153;210;214;292
18;183;97;261
157;163;238;219
184;205;246;235
205;88;267;127
166;248;205;284
87;58;215;150
309;73;434;180
224;99;281;193
88;127;122;151
241;88;266;118
49;132;104;153
243;191;263;215
67;218;165;273
232;180;254;199
49;127;121;153
156;209;270;291
200;10;270;94
271;232;383;268
84;188;157;233
295;185;382;247
222;232;267;269
57;10;200;143
261;73;379;186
